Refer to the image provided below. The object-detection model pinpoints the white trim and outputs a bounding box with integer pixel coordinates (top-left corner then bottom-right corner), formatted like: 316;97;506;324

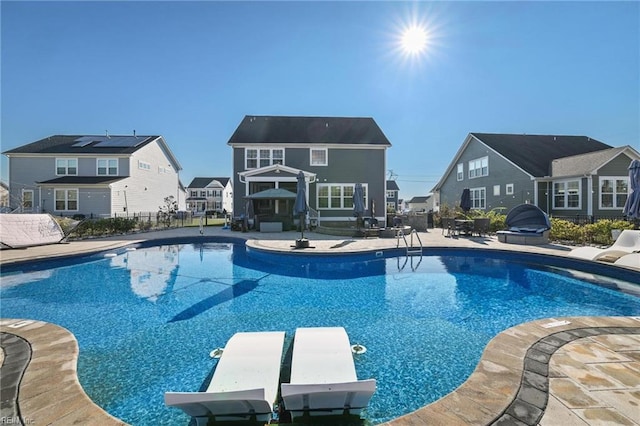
493;185;500;196
552;178;581;210
470;187;486;210
598;175;629;210
244;147;285;169
310;147;328;166
506;183;514;195
55;157;78;176
316;183;368;210
97;158;119;176
21;189;34;212
54;188;79;212
238;164;316;183
468;156;489;179
456;163;464;181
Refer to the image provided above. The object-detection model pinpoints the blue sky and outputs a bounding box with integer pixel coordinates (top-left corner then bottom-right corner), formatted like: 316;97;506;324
2;1;639;200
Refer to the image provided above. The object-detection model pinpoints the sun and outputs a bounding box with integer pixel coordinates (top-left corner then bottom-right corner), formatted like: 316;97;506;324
400;25;429;56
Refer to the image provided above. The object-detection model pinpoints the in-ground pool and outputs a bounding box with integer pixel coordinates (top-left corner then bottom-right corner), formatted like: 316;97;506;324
1;237;639;425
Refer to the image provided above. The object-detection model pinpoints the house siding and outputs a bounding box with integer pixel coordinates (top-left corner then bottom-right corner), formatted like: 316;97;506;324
593;153;635;217
439;138;533;212
231;146;386;221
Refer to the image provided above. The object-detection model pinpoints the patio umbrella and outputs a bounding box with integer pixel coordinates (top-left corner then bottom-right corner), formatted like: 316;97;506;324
293;171;308;240
460;188;471;213
623;159;640;219
244;199;254;231
353;183;366;230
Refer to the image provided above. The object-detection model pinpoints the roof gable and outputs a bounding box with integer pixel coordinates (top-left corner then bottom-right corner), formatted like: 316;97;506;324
227;115;391;146
471;133;612;177
551;146;640;177
386;180;400;191
187;177;230;188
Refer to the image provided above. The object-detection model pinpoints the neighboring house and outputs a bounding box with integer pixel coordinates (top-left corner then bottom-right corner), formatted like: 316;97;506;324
0;181;9;209
227;115;392;227
2;134;182;217
407;195;432;212
186;177;233;214
432;133;640;219
386;180;400;213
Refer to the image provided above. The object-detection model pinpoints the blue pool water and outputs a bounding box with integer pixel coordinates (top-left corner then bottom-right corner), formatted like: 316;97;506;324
1;237;639;425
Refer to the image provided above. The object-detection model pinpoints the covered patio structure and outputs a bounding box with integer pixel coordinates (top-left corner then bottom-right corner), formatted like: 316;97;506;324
245;188;297;232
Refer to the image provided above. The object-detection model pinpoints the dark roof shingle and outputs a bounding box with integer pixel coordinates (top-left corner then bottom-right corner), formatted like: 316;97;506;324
187;177;230;188
471;133;612;177
3;135;158;155
227;116;391;146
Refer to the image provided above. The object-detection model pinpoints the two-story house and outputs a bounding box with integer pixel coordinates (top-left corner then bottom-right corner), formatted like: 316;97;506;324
186;177;233;214
227;115;392;228
386;180;400;214
2;134;182;218
432;133;640;219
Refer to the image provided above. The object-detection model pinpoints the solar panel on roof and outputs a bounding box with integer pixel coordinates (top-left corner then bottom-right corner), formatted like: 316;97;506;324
93;136;148;148
72;136;104;147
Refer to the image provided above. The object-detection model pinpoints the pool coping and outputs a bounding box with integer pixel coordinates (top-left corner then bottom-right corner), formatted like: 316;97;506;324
1;316;639;426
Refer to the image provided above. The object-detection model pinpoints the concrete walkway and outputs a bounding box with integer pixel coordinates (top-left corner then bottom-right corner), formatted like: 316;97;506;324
1;226;639;425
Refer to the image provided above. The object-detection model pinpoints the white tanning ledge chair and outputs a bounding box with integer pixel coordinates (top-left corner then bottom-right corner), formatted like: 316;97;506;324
280;327;376;420
568;230;640;263
165;331;285;424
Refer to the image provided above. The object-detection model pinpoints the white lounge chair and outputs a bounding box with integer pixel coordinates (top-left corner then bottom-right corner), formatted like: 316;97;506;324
568;230;640;262
614;252;640;269
281;327;376;420
165;331;285;424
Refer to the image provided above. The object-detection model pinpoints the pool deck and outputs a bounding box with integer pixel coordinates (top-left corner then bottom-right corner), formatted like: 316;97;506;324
1;226;639;425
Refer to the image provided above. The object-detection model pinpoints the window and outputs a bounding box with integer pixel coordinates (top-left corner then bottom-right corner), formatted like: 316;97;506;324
55;189;78;211
470;187;486;209
468;157;488;179
457;163;464;181
493;185;500;196
97;158;118;176
317;184;366;209
600;177;628;209
22;190;34;212
56;158;77;175
386;191;395;198
553;180;580;209
310;148;328;166
245;148;284;169
138;160;151;170
158;166;171;174
190;191;198;197
200;191;206;197
506;184;514;195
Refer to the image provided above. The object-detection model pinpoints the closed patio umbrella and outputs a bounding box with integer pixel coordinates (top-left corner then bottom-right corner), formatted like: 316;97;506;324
293;171;308;241
353;183;366;230
623;159;640;219
460;188;471;213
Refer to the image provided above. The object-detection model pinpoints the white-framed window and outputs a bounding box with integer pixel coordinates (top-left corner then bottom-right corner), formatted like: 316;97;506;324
506;183;514;195
55;189;78;211
468;157;488;179
97;158;118;176
386;190;395;198
387;201;396;211
245;148;284;169
158;166;171;174
493;185;500;196
56;158;77;175
457;163;464;181
470;187;486;209
317;183;366;209
553;179;581;209
138;160;151;171
190;190;198;197
310;148;328;166
22;189;34;212
599;176;628;209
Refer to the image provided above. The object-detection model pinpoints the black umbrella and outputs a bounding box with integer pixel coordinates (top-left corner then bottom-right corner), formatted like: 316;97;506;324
353;183;366;230
460;188;471;213
293;171;308;240
623;159;640;219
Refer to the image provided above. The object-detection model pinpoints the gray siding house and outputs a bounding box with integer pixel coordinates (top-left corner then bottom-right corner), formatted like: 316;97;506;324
3;134;182;217
433;133;640;219
186;177;233;214
386;180;400;213
227;115;391;227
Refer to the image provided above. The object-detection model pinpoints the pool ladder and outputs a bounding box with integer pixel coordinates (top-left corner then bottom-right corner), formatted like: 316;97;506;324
396;229;423;271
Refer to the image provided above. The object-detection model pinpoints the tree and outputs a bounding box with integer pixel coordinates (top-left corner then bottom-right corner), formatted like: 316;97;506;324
158;196;178;227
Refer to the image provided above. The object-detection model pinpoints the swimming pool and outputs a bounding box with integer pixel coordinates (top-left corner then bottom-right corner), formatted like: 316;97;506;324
1;237;639;425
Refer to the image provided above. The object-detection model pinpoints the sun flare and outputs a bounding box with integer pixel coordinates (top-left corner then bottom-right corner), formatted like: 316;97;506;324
400;25;428;56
